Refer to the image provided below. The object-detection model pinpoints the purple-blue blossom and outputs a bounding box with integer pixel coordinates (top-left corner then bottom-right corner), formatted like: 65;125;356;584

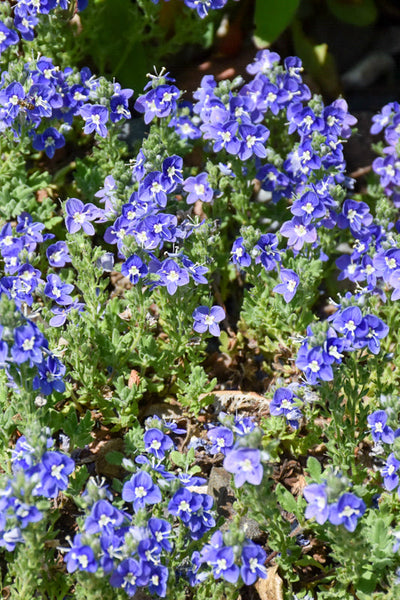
192;305;225;336
223;448;263;488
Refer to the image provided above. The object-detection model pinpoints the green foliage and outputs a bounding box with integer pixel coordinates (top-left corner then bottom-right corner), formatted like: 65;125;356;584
254;0;300;46
176;364;217;415
326;0;377;26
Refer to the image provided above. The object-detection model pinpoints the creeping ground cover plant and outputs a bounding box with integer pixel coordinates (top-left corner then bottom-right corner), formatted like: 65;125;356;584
2;1;400;599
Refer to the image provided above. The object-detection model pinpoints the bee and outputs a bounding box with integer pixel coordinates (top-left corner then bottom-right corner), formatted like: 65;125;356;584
17;98;35;110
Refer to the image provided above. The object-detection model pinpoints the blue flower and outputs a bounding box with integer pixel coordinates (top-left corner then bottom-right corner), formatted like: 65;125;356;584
367;410;394;444
44;273;74;305
231;238;251;268
168;488;202;523
223;448;263;487
156;259;190;295
303;483;329;524
46;241;71;268
183;173;213;204
11;321;46;365
148;518;172;552
121;254;148;285
192;305;225;336
109;558;146;594
122;471;162;512
65;534;97;573
0;23;19;54
84;499;126;534
381;453;400;491
32;355;66;395
270;387;303;428
32;127;65;158
207;426;234;455
65;198;99;235
79;104;109;137
273;269;300;303
144;428;174;460
35;451;75;498
206;545;240;583
240;542;267;585
328;492;366;532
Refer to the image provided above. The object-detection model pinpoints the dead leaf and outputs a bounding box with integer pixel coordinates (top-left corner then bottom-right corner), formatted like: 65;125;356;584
128;370;140;388
255;565;284;600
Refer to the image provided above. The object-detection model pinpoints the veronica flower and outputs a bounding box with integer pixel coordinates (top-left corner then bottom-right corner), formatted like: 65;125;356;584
207;426;234;455
223;448;263;487
381;453;400;492
157;259;189;295
109;558;146;594
35;451;75;498
32;355;66;395
168;488;202;523
32;127;65;158
122;471;162;512
329;492;366;532
207;545;240;583
11;321;46;365
273;269;300;303
84;499;126;534
121;254;148;284
270;387;302;428
0;23;19;54
65;534;97;573
44;273;74;305
46;241;71;267
280;217;317;252
231;237;251;268
64;198;98;235
240;543;267;584
79;104;109;137
144;428;174;459
192;305;225;336
183;172;213;204
367;410;394;444
303;483;329;524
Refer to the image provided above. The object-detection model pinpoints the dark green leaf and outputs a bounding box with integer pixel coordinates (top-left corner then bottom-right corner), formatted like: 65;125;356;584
327;0;377;27
254;0;300;46
306;456;322;482
275;482;298;514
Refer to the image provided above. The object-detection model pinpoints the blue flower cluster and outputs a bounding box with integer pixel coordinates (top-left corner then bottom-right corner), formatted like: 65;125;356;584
295;299;389;384
0;302;66;396
0;211;84;328
64;415;266;596
149;0;240;19
231;234;300;303
367;409;400;496
0;1;87;53
206;414;265;487
190;530;267;586
0;430;74;551
304;481;366;533
371;102;400;207
0;53;132;154
270;386;303;429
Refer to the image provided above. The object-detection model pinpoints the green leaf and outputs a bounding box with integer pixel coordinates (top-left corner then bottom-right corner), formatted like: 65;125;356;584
63;409;93;449
106;450;124;466
292;20;341;98
68;465;89;497
170;450;187;468
254;0;300;46
326;0;377;27
275;482;298;514
306;456;322;482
